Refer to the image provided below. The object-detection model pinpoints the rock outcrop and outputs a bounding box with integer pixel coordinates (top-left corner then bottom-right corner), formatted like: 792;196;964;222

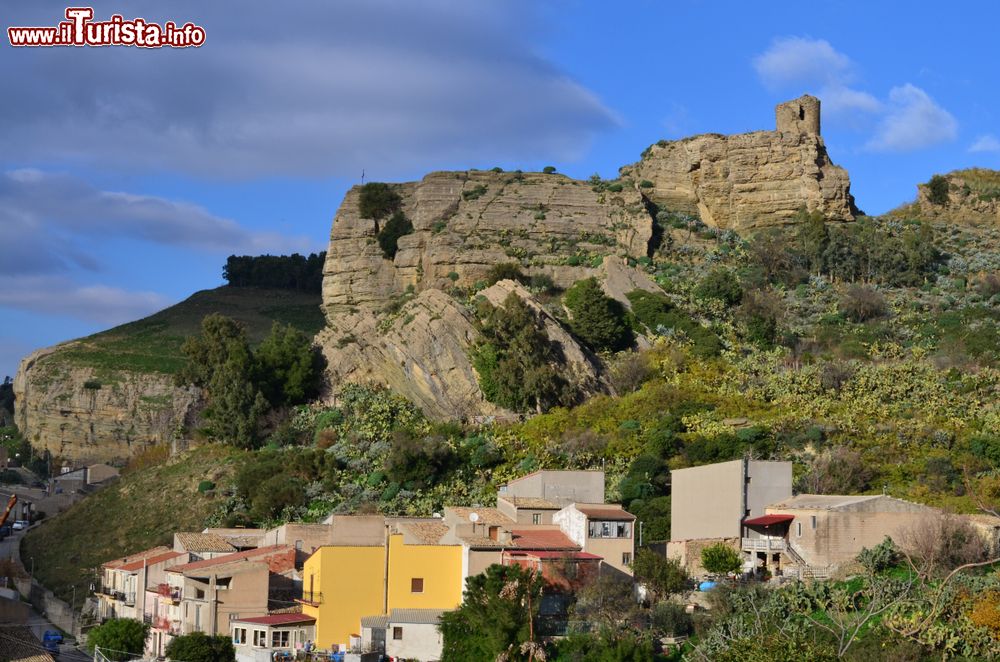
893;168;1000;225
621;95;857;230
13;345;200;464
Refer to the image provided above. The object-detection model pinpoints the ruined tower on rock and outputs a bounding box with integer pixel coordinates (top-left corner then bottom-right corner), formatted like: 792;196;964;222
622;94;856;230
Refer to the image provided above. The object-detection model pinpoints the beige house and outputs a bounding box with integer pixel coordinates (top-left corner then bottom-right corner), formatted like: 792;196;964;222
96;546;186;623
553;503;635;576
147;545;297;657
762;494;938;571
173;532;238;560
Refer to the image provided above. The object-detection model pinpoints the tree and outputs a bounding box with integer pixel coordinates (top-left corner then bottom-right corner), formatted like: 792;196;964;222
631;549;688;601
838;284;888;322
86;618;149;661
563;278;631;352
440;564;544;662
694;268;743;307
926;174;950;206
386;431;456;489
472;293;573;413
896;512;991;579
254;322;325;407
797;207;830;274
796;447;873;495
701;543;743;575
165;632;236;662
358;182;401;220
377;210;414;259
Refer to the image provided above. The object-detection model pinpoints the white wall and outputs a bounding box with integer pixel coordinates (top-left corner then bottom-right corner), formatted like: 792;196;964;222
386;622;443;661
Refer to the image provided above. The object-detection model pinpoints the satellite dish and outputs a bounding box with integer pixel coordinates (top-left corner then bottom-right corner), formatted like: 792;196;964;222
469;512;480;523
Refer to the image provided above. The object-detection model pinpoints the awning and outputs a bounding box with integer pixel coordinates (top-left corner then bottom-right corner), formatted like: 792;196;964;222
743;514;794;527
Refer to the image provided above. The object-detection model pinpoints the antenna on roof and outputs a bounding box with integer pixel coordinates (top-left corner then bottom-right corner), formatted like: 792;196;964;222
469;511;480;533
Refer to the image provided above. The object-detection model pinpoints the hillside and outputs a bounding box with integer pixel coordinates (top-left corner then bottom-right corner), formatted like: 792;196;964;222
13;287;324;463
892;167;1000;225
21;444;248;603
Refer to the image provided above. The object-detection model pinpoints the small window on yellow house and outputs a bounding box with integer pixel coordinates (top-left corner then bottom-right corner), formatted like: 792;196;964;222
411;578;424;593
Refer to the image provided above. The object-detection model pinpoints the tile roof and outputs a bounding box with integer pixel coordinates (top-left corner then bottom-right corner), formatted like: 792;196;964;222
102;545;172;569
360;614;390;629
510;528;579;550
446;507;514;526
0;626;56;662
399;521;449;545
498;496;560;509
119;551;185;572
456;535;508;549
175;532;237;553
506;550;603;560
232;613;315;626
167;545;292;574
575;505;636;521
389;608;448;625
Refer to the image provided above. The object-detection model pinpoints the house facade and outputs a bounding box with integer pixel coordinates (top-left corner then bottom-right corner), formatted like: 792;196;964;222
96;546;186;623
553;504;635;575
231;613;316;662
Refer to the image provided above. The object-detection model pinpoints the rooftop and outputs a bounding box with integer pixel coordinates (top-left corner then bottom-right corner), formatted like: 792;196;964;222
174;532;237;553
103;545;173;569
397;521;449;545
232;613;315;626
506;550;603;560
767;494;885;510
167;545;292;574
119;550;185;572
498;496;561;510
510;528;579;550
446;507;514;526
0;626;55;662
389;608;448;625
575;504;636;521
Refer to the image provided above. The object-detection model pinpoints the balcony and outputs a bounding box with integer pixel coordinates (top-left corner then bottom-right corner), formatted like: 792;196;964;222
296;591;323;606
154;617;181;635
157;583;182;602
96;585;136;605
741;537;786;552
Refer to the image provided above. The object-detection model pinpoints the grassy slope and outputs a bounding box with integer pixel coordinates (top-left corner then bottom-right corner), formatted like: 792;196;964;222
48;286;326;376
22;444;248;602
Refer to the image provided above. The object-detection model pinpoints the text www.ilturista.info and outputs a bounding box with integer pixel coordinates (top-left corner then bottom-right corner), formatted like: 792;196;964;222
8;7;205;48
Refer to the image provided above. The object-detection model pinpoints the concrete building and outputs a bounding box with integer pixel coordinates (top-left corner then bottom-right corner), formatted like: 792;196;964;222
173;532;238;560
553;504;635;576
498;470;605;506
96;546;187;623
231;613;316;662
359;608;447;661
762;494;938;570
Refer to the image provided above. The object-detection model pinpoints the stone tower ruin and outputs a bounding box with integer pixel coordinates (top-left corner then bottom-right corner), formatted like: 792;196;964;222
776;94;821;135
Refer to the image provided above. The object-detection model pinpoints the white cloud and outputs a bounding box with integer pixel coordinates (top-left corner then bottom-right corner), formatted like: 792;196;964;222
820;85;883;115
0;1;616;179
0;276;168;325
754;37;852;89
969;134;1000;153
0;169;313;276
866;84;958;152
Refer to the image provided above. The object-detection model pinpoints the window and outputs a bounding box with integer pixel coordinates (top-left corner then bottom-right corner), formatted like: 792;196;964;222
271;630;290;648
195;588;205;600
253;630;267;647
811;515;817;530
411;578;424;593
622;552;632;566
194;605;202;630
233;628;247;645
796;522;802;538
393;627;403;640
532;513;541;525
587;520;632;539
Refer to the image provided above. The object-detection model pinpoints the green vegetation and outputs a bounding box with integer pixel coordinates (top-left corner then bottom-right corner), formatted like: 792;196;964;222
462;184;488;201
165;633;235;662
472;294;574;413
357;182;401;220
87;618;150;660
694;268;743;307
626;290;721;357
376;210;414;260
22;444;245;603
926;174;950;205
222;253;325;292
542;165;557;174
563;278;631;352
36;286;323;376
483;263;528;287
700;543;743;575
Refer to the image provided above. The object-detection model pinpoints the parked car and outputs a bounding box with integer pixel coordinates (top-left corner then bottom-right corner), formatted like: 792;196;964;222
11;520;29;531
42;630;62;654
0;525;10;537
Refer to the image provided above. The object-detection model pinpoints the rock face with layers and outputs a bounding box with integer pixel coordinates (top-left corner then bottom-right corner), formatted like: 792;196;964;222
13;345;200;464
893;168;1000;225
622;95;857;230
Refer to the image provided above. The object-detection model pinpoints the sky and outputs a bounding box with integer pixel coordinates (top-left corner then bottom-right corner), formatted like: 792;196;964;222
1;0;998;377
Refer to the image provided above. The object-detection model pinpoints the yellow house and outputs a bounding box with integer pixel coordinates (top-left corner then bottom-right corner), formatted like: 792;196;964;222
301;534;463;650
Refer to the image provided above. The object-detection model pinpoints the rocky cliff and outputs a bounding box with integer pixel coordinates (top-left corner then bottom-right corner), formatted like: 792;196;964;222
892;168;1000;225
621;95;857;230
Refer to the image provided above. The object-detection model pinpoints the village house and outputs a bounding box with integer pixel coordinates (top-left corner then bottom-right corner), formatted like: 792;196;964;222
230;612;316;662
172;532;239;560
359;608;447;662
96;546;187;623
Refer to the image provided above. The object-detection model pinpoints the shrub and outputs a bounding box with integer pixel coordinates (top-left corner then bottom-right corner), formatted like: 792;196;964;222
358;182;401;220
639;179;654;189
926;174;950;205
563;278;632;352
542;165;557;174
83;379;102;390
738;288;784;348
483;263;528;286
165;632;236;662
652;601;693;637
87;618;150;661
431;220;447;234
701;543;742;575
839;285;888;322
386;432;456;490
632;549;688;600
897;512;991;578
695;268;743;307
197;480;216;493
376;210;414;260
626;289;722;357
462;184;488;201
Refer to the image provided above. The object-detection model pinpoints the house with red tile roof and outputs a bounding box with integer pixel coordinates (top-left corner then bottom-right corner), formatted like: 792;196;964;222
96;546;188;624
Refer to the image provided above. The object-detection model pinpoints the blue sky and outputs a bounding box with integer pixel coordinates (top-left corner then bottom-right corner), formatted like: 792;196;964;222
2;0;998;377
